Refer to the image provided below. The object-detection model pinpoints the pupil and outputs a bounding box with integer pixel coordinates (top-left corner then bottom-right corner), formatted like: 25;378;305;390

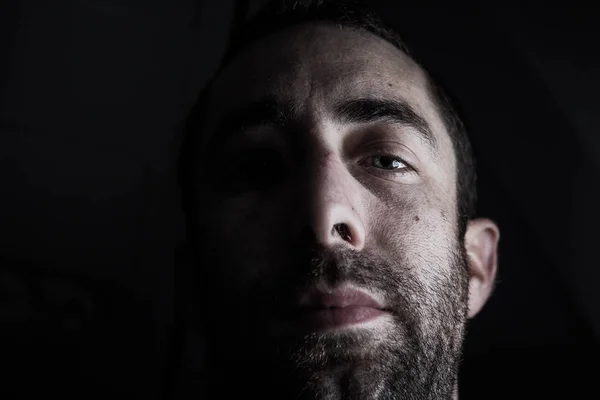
379;156;399;169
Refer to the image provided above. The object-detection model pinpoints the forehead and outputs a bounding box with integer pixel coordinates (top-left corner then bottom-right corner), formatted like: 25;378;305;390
209;22;452;158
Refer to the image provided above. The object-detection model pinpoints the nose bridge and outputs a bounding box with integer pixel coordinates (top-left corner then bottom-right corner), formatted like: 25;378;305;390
302;150;366;250
315;153;353;207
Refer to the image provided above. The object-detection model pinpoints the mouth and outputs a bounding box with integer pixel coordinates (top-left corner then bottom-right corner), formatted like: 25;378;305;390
294;285;389;332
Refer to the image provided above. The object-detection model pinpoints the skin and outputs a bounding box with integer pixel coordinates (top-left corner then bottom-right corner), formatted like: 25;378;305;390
189;22;499;400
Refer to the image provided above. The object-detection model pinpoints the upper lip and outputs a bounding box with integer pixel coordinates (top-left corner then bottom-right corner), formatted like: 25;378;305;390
298;286;384;310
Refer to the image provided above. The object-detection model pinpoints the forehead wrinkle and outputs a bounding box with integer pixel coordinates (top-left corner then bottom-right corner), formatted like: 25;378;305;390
214;23;429;121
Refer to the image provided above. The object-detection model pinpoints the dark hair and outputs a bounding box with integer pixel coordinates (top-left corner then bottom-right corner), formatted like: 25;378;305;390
183;0;477;238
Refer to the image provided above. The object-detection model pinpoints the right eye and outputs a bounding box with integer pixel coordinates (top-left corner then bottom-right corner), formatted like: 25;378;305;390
212;148;287;192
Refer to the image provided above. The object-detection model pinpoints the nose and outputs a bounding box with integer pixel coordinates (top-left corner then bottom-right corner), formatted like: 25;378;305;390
298;152;366;251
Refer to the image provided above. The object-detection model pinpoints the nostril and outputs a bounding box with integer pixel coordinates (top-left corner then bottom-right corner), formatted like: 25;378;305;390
333;223;352;242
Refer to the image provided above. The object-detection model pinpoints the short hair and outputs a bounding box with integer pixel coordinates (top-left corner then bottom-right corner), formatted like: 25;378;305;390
182;0;477;238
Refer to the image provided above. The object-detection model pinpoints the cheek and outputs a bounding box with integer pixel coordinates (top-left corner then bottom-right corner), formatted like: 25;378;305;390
198;192;291;284
369;188;458;284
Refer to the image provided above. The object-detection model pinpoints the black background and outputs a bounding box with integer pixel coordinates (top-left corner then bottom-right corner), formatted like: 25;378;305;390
1;0;598;398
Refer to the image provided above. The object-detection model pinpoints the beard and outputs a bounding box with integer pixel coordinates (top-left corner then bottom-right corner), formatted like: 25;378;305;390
195;233;470;400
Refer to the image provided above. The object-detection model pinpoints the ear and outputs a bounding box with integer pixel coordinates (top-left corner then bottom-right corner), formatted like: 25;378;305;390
465;218;500;319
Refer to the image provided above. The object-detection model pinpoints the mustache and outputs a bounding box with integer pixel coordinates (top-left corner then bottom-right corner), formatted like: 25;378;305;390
268;241;421;313
303;245;402;290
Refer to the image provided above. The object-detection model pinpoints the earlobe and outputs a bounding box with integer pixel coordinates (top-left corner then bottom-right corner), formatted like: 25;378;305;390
465;218;500;319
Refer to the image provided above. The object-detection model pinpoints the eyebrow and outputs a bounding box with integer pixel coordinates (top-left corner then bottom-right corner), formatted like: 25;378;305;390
210;95;437;153
209;96;293;148
332;97;437;152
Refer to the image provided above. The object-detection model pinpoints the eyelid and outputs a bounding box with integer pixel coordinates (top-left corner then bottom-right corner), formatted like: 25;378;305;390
360;144;419;173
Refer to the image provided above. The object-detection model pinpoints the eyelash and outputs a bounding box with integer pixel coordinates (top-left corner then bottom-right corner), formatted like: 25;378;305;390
359;152;416;176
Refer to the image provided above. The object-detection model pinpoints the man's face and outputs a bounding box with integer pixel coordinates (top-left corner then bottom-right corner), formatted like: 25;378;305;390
191;23;484;399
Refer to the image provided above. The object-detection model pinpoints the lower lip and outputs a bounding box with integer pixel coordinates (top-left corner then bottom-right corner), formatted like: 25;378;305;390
298;306;385;331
